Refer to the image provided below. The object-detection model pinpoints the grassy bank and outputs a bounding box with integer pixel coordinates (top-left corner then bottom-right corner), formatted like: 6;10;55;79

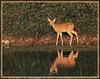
2;34;97;47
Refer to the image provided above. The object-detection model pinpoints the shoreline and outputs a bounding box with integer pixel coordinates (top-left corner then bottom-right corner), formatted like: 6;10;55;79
2;34;97;47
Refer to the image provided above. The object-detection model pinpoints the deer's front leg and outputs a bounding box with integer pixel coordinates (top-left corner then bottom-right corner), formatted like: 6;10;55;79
56;33;60;46
60;33;63;46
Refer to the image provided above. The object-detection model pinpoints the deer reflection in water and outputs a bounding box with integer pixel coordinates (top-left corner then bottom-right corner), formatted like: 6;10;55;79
50;50;79;73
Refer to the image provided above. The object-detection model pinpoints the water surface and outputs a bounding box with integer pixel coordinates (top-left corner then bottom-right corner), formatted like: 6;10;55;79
3;48;97;77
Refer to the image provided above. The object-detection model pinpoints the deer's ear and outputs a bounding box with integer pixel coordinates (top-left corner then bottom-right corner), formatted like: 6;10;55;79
53;18;56;22
47;18;50;22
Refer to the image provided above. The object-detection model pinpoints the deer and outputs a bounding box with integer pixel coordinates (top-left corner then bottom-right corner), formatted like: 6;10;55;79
50;50;79;73
47;18;78;46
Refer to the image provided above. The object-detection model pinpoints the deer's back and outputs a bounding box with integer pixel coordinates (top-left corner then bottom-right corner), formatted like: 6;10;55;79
55;23;74;32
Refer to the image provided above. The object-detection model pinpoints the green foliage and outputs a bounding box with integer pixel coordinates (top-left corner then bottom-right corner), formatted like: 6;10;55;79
2;2;97;38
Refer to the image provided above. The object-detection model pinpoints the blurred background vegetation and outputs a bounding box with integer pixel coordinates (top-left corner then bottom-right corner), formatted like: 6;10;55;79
2;2;98;39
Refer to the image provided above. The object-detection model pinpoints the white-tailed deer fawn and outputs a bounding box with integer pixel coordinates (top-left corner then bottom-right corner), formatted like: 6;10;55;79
47;18;78;46
50;50;79;73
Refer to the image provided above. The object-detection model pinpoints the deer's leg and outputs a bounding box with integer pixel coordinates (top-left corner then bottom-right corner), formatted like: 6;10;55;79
69;51;74;59
60;33;63;46
56;33;60;46
68;32;73;46
71;30;78;44
74;51;79;58
61;50;63;57
57;50;61;57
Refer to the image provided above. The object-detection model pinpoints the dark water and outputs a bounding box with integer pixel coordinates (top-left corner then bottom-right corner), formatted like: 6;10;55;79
3;49;98;77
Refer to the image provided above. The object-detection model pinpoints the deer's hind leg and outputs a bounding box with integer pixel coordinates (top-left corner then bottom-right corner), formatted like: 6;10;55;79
71;30;78;44
67;32;73;46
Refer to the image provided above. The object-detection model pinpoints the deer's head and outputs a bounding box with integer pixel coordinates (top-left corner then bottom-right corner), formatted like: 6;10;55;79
47;18;56;26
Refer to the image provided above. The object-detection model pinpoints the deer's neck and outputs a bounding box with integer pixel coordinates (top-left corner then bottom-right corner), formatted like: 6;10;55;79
51;23;57;31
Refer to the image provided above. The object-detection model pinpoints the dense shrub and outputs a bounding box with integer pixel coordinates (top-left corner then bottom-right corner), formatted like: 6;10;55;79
2;2;98;38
